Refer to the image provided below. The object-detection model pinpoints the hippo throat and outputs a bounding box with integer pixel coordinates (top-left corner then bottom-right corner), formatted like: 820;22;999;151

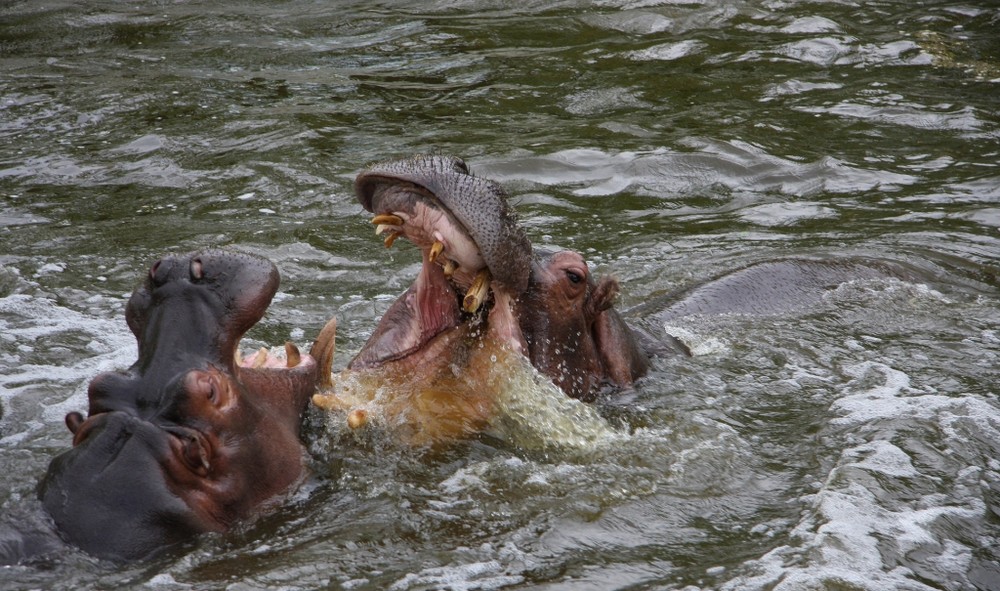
350;182;527;369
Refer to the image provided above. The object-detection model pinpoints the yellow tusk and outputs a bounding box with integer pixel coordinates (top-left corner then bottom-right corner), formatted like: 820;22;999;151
309;316;337;389
443;259;457;278
312;393;336;410
463;268;492;313
252;347;269;368
285;342;301;368
428;241;444;263
347;408;368;429
383;231;401;248
371;213;403;226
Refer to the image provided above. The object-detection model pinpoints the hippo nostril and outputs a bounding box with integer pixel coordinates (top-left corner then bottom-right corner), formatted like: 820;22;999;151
190;258;204;281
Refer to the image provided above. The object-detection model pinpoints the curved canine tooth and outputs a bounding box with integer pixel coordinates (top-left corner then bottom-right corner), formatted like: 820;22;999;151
347;408;368;429
252;347;269;368
312;393;339;410
443;259;457;278
428;241;444;264
285;342;301;368
383;231;401;248
309;317;337;389
372;213;404;226
463;268;492;313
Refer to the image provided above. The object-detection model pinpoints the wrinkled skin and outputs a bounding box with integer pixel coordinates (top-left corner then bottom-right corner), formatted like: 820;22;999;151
38;249;333;562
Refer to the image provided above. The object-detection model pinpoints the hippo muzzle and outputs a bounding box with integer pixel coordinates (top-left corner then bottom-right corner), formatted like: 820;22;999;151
39;249;335;561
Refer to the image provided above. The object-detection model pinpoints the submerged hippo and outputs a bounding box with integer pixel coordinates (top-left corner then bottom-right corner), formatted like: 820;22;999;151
313;155;910;441
38;249;335;562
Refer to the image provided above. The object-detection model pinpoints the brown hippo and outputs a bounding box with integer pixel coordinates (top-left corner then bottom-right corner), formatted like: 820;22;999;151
313;155;918;444
346;155;648;400
313;156;648;442
37;249;335;562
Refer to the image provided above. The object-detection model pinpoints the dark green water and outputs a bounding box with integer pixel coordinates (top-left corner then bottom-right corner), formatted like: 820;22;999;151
2;1;999;589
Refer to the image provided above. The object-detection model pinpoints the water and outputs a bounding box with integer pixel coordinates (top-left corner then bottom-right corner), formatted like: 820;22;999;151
2;0;999;589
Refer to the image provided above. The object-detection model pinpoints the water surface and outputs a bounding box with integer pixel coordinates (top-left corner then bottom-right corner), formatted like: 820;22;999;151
2;1;999;589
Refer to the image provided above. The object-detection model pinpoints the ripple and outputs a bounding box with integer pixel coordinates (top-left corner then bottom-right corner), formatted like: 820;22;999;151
481;141;918;198
625;39;706;61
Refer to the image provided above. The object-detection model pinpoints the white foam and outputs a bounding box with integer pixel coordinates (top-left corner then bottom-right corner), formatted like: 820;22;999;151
389;559;523;591
661;325;730;356
0;292;134;438
720;362;998;590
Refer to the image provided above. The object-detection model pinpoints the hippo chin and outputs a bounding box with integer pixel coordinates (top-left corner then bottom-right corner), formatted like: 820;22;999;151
39;249;335;562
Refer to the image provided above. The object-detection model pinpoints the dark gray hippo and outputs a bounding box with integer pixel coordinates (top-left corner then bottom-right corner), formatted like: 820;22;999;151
33;249;336;562
314;155;909;438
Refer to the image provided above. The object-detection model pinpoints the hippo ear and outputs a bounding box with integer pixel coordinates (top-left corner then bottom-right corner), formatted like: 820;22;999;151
593;306;650;387
65;411;85;435
588;276;620;315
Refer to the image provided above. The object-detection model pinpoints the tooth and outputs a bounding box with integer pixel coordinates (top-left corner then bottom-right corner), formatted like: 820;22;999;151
463;268;491;313
428;241;444;263
309;317;337;389
375;224;394;235
312;393;335;410
285;342;301;368
347;409;368;429
443;260;457;278
372;213;403;226
253;347;269;368
234;348;244;366
383;231;401;248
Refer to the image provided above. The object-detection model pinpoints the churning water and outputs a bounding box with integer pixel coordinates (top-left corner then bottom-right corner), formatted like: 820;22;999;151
2;1;999;589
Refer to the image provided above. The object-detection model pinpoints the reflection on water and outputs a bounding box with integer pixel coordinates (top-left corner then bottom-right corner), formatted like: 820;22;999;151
2;0;999;589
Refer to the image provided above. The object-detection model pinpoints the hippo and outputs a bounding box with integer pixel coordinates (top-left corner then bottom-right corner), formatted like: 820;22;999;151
37;249;336;562
313;156;649;441
313;155;913;441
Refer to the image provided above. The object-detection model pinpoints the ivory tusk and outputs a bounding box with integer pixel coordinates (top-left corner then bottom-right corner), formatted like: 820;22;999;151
371;213;403;226
463;268;491;313
285;342;301;368
428;241;444;263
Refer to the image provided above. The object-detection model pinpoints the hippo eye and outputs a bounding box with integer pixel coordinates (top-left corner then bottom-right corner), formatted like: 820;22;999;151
190;258;204;281
566;270;583;284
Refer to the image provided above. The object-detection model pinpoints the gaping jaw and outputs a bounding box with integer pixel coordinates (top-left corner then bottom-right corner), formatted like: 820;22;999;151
349;186;495;368
349;155;533;369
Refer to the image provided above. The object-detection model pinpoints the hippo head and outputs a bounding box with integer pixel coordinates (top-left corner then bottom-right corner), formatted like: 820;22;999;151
39;249;333;561
316;156;647;440
350;155;534;369
519;249;649;401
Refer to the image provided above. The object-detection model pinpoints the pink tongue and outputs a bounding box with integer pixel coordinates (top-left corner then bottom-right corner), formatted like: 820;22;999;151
348;252;464;369
414;252;463;341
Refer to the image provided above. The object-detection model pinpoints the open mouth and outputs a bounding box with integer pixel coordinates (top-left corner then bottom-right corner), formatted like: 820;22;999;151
236;341;317;370
353;187;494;367
349;155;533;369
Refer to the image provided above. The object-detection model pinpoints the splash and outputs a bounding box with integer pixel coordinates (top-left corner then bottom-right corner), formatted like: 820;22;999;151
314;334;618;451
